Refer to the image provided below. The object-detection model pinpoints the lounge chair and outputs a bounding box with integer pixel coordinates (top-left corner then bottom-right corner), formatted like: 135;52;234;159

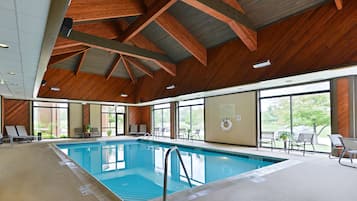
6;126;33;143
0;133;3;144
328;134;344;158
260;131;276;151
338;137;357;166
289;133;315;156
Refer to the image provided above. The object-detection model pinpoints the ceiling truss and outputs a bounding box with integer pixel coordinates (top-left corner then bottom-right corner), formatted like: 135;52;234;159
50;0;260;84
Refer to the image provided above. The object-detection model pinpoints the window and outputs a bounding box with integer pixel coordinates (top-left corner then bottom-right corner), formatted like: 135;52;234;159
102;105;125;136
102;144;126;172
33;101;68;138
177;99;204;140
260;82;331;152
152;103;170;137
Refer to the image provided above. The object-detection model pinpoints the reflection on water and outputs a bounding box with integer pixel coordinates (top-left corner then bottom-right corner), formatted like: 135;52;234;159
59;141;275;201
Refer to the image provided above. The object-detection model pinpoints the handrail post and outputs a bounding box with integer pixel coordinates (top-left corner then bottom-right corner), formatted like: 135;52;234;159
163;146;192;201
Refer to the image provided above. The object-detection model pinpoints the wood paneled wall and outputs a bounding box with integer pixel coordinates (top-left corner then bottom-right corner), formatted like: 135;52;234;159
128;106;151;132
38;68;136;102
135;1;357;102
82;104;90;126
3;99;30;136
335;77;350;137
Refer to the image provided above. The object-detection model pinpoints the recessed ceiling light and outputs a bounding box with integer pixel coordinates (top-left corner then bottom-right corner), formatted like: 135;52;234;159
166;84;175;90
50;87;60;91
8;72;16;75
120;93;128;97
82;102;87;105
0;43;9;48
253;60;271;68
0;80;5;85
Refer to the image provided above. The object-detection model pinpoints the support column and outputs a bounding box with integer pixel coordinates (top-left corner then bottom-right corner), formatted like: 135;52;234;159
170;102;176;139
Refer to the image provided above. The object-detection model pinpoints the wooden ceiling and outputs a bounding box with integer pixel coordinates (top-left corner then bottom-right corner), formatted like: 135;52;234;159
40;0;352;102
49;0;332;79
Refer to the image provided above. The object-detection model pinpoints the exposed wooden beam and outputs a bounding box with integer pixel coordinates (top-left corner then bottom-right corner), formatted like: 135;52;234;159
182;0;257;51
334;0;343;10
75;50;88;76
66;0;146;22
222;0;244;13
156;12;207;65
118;19;176;76
49;50;87;66
121;56;137;83
54;21;121;50
106;54;122;80
118;0;177;42
52;45;89;56
61;30;175;64
124;56;154;78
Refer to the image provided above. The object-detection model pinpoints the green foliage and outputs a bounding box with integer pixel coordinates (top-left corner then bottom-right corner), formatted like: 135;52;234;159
107;129;112;136
279;131;291;141
262;93;330;136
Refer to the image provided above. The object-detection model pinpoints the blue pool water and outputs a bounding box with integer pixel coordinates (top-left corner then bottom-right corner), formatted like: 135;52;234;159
57;140;282;201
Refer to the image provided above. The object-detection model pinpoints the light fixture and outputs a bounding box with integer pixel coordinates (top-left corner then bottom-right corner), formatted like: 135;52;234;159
82;102;87;105
50;87;60;91
120;93;128;97
0;43;9;48
0;79;5;85
8;72;16;75
253;60;271;68
166;84;175;90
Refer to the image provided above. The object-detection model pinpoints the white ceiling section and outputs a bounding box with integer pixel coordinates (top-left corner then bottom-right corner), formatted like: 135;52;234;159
0;0;51;98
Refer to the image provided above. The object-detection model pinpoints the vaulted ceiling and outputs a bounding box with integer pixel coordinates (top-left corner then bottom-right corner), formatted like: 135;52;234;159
49;0;332;81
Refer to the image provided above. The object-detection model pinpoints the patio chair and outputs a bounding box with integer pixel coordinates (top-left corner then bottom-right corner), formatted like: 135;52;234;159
129;124;139;135
338;137;357;166
154;127;160;136
289;133;315;156
6;126;33;143
328;134;344;158
260;131;275;151
177;128;187;139
138;124;147;135
90;128;100;137
190;129;200;140
74;128;84;138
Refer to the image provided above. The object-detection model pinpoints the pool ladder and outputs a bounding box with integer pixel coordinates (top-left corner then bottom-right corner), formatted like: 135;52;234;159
163;146;192;201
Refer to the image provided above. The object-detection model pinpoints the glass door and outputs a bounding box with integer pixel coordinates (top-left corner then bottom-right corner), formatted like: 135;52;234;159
116;113;125;135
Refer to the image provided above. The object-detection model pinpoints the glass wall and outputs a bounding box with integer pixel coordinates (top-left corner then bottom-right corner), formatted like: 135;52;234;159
102;105;125;136
260;82;331;152
33;101;68;138
177;99;204;140
152;103;171;137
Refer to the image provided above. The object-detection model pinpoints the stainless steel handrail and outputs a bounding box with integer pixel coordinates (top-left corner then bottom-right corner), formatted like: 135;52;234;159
163;146;192;201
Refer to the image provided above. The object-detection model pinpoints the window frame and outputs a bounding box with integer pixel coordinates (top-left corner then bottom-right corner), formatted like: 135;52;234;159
258;81;332;153
32;101;69;138
177;99;205;141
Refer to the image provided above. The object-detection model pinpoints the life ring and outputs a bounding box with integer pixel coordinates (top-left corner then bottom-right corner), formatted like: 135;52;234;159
220;119;232;131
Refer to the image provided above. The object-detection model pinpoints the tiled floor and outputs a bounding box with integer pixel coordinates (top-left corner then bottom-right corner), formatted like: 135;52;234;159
0;136;356;201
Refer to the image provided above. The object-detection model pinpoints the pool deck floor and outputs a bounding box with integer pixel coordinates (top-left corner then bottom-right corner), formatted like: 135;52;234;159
0;136;356;201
